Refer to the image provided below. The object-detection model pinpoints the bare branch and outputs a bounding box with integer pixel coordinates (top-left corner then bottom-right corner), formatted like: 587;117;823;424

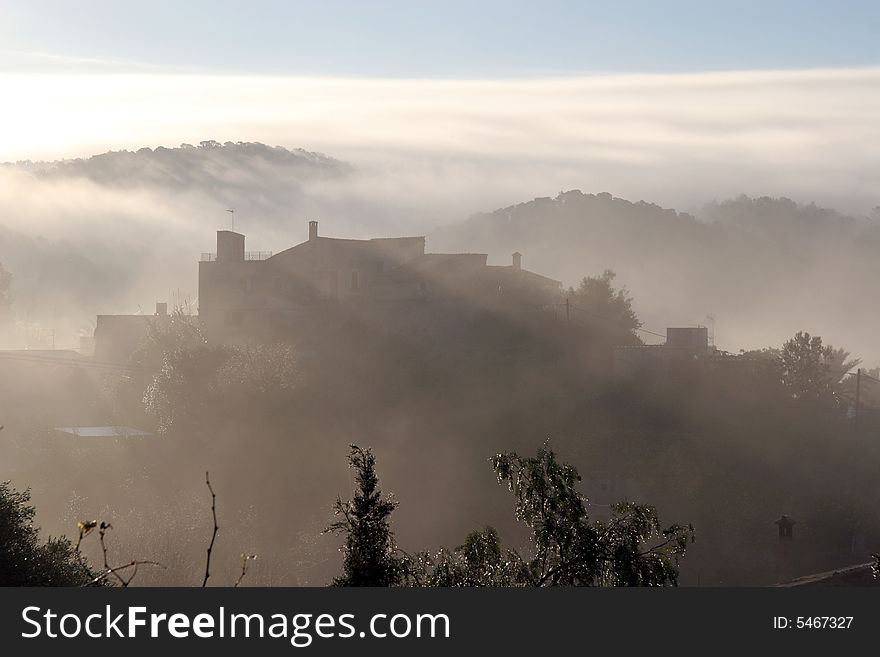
234;553;257;588
124;562;139;587
84;560;165;587
74;518;161;587
202;471;219;587
98;522;128;587
75;520;97;552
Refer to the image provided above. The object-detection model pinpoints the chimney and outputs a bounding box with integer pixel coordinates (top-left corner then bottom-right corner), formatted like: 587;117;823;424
776;515;795;541
217;230;245;262
512;252;522;271
309;220;319;241
155;302;168;316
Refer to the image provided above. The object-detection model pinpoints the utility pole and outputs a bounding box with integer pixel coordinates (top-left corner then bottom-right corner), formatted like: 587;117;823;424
565;297;570;322
855;368;861;429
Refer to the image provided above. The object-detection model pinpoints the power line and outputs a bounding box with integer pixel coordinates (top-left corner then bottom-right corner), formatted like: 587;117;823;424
0;352;155;374
846;369;880;384
860;371;880;384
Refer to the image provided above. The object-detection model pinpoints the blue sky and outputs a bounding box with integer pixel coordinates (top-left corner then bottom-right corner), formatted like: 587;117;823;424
2;0;879;76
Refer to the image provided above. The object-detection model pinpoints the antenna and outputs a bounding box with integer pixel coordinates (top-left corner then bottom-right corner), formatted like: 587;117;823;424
226;208;235;232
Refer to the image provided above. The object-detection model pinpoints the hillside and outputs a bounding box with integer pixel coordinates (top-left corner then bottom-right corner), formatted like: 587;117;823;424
0;142;355;345
430;191;880;362
2;141;880;361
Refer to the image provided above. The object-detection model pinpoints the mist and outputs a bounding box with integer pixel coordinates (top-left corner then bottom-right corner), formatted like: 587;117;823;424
3;68;880;590
2;131;880;363
3;67;880;203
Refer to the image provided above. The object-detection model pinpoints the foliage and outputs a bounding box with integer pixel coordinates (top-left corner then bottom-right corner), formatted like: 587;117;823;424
142;342;299;434
566;270;642;345
823;346;861;387
214;343;300;398
327;445;403;587
778;331;856;407
743;334;861;409
396;445;693;587
490;445;692;586
143;344;232;433
402;527;526;587
779;331;832;402
0;481;96;586
110;307;209;426
739;347;781;362
130;306;208;369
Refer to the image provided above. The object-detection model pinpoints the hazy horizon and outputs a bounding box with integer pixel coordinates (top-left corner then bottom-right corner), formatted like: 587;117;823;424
1;66;879;217
2;138;878;365
3;0;880;597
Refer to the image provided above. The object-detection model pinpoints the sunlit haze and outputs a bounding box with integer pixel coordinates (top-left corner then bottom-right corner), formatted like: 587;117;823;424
2;1;880;600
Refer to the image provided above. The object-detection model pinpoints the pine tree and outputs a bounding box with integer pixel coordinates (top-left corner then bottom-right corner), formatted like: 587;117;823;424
0;481;96;586
327;445;401;586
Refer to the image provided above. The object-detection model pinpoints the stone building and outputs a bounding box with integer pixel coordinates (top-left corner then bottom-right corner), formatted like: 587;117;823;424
197;221;562;344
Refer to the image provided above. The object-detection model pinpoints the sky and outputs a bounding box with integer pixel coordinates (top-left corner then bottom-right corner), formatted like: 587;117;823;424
1;1;880;355
0;1;879;213
2;1;879;76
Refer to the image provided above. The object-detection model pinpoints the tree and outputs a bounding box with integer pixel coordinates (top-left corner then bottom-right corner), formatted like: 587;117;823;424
142;344;231;433
142;342;299;434
0;481;96;586
779;331;839;406
130;305;208;370
402;526;525;587
397;445;693;587
823;345;861;387
567;270;642;345
490;445;692;586
745;336;861;408
327;445;402;586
